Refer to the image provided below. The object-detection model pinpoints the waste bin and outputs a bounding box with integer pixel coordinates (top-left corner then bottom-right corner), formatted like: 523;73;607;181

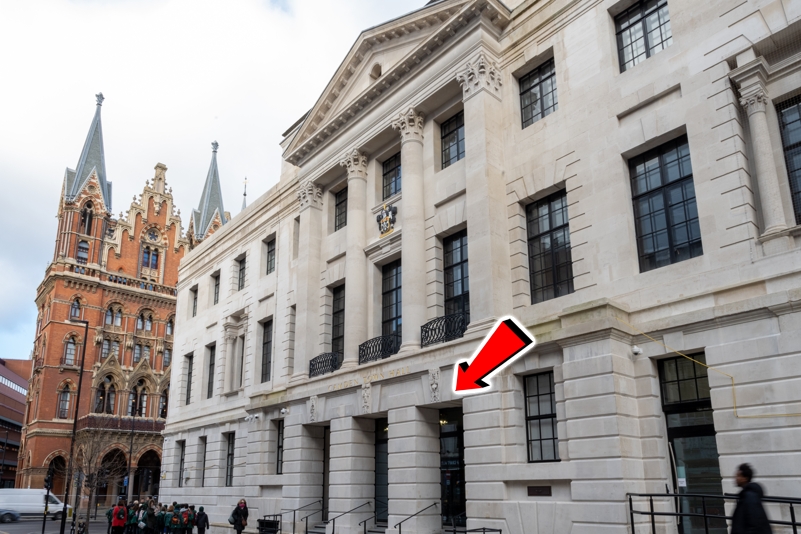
257;516;280;534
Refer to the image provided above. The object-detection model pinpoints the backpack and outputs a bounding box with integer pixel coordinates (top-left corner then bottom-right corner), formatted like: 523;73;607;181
187;512;195;526
117;508;126;521
170;515;180;527
181;511;190;526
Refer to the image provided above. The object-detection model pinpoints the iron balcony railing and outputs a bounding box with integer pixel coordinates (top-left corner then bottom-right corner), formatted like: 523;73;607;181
421;312;468;348
628;491;801;534
309;352;343;378
359;334;401;364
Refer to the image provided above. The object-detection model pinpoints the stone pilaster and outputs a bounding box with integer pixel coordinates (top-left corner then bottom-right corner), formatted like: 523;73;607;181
457;52;512;329
292;182;324;383
391;108;426;349
328;416;375;530
222;326;237;393
385;406;440;534
281;411;325;534
340;150;369;367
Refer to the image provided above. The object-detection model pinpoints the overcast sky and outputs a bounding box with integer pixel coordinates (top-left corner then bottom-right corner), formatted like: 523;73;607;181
0;0;424;362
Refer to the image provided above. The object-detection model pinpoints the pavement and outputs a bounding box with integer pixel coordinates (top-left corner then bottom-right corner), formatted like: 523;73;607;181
0;518;108;534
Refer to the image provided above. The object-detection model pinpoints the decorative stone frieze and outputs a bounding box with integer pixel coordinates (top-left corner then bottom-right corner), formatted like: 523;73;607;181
339;149;368;180
309;395;318;422
391;108;425;145
297;182;323;211
429;368;440;403
456;52;503;101
361;382;371;414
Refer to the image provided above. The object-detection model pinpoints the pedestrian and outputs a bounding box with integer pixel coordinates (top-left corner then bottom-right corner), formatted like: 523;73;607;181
146;502;158;534
168;506;182;534
195;507;209;534
230;499;248;534
112;499;128;534
106;504;115;534
127;503;138;534
165;505;175;534
156;506;166;534
186;505;196;534
731;463;773;534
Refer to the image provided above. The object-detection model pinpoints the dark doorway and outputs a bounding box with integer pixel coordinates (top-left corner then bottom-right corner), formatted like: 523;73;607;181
374;418;389;523
48;456;67;502
97;449;126;507
439;408;466;527
134;450;161;502
659;354;726;534
322;427;330;521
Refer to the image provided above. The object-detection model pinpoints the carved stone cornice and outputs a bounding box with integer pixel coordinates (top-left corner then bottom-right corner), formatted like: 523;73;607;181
339;149;368;181
456;52;502;102
297;181;323;211
740;90;769;115
391;108;425;145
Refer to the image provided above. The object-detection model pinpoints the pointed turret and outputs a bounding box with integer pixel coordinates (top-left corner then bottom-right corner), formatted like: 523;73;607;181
189;141;227;247
64;93;112;210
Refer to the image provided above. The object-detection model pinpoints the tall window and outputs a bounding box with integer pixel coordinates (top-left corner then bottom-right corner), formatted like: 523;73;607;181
777;98;801;225
101;340;111;359
142;249;150;268
331;286;345;355
207;345;216;399
615;0;672;72
159;390;169;419
441;111;465;169
443;230;469;320
525;372;559;462
191;289;198;317
76;241;89;265
150;249;159;269
112;341;120;358
70;300;81;319
80;203;93;235
177;441;186;488
261;322;273;384
631;136;701;272
163;348;172;368
143;345;151;362
237;257;246;291
105;309;113;326
133;345;142;364
144;316;152;331
276;420;284;475
199;437;207;487
57;386;71;419
520;58;558;128
185;354;194;405
136;315;144;330
266;239;276;275
382;153;402;200
382;260;402;338
94;376;116;414
213;274;220;304
527;191;574;304
127;379;147;417
64;337;77;365
334;188;348;231
225;433;235;487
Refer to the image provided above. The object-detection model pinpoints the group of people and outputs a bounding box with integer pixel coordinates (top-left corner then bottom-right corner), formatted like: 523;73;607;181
108;500;210;534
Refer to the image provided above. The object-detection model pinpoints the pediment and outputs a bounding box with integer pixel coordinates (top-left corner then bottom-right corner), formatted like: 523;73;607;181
285;0;511;166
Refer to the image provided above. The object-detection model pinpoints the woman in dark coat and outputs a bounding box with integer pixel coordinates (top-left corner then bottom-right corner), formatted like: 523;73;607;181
231;500;248;534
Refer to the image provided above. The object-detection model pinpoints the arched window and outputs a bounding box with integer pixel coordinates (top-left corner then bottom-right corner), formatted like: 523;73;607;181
166;320;173;336
114;309;122;327
57;386;71;419
163;348;172;368
70;300;81;319
77;241;89;265
105;309;113;325
134;345;142;364
158;390;169;419
94;376;116;414
136;315;144;330
81;203;93;235
143;345;151;361
101;340;110;359
151;250;159;270
141;249;150;268
63;337;76;365
145;316;152;331
112;340;120;358
128;379;148;417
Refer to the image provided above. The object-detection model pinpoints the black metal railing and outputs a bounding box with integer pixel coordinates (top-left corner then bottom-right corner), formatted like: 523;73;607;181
326;501;371;533
445;529;502;534
309;352;343;378
279;500;321;534
358;500;387;534
421;312;468;347
628;491;801;534
359;334;401;364
394;502;438;534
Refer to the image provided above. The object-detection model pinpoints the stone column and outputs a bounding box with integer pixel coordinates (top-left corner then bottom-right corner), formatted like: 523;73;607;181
340;150;369;367
328;416;375;531
222;327;237;393
291;182;324;383
741;89;788;236
456;52;513;329
385;406;440;534
281;411;325;534
391;109;426;350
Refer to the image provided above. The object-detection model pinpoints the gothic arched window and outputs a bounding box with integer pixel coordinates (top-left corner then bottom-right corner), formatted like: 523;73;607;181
158;390;169;419
145;316;152;331
63;337;77;365
77;241;89;265
105;309;113;325
70;300;81;319
136;315;144;330
94;376;116;414
141;249;150;268
151;249;159;270
101;340;110;359
80;203;93;235
114;309;122;327
128;379;148;417
134;345;142;364
166;319;174;336
57;386;71;419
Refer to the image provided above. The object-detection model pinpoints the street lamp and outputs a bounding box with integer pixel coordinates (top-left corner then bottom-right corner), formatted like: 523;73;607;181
60;319;89;534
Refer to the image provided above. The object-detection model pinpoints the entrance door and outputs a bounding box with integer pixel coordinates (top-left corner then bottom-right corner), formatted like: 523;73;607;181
439;408;466;528
659;355;726;534
322;427;330;521
375;419;389;523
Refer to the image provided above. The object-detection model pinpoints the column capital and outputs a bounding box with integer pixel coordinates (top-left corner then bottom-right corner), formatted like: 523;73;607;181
740;89;769;116
456;52;503;102
391;107;425;144
339;149;368;181
297;181;323;211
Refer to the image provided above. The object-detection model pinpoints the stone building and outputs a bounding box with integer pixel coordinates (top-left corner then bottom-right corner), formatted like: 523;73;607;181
16;94;209;510
0;359;31;488
162;1;801;533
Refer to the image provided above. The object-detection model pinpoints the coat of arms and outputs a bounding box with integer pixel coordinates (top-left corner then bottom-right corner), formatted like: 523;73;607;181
376;204;398;237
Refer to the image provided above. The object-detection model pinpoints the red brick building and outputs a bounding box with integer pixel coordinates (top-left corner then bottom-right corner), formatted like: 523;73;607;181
16;93;225;509
0;359;30;488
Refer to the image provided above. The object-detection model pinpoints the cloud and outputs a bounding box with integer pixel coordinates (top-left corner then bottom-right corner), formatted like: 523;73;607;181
0;0;424;359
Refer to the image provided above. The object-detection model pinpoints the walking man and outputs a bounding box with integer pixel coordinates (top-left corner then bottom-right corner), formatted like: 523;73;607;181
731;463;772;534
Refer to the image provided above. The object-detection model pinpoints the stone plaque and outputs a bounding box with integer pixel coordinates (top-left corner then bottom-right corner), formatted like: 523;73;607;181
527;486;552;497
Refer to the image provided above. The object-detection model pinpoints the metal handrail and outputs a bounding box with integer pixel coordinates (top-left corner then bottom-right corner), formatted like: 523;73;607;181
300;508;325;534
326;501;371;532
394;502;438;534
279;500;322;534
358;500;387;534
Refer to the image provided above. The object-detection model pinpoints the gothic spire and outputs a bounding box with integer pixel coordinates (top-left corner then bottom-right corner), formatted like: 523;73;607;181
192;141;226;240
241;177;248;212
65;93;112;210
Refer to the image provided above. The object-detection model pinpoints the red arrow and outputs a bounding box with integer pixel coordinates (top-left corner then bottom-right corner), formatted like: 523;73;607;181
455;318;534;392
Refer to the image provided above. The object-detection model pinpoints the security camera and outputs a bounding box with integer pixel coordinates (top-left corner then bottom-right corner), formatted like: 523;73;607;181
280;408;288;416
632;345;643;356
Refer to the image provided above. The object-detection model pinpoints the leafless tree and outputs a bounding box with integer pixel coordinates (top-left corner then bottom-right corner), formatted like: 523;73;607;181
73;430;129;532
